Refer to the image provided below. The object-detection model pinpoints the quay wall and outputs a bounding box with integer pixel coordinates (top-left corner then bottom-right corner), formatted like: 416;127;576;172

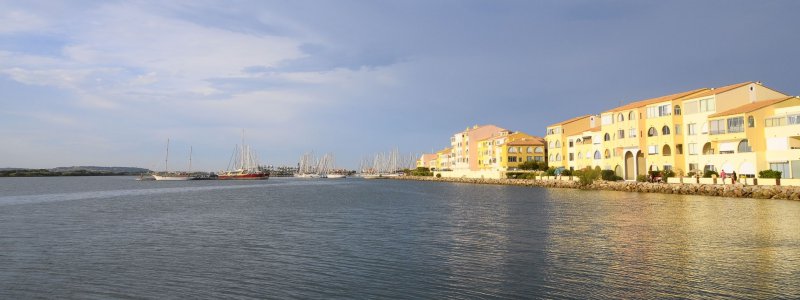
395;176;800;201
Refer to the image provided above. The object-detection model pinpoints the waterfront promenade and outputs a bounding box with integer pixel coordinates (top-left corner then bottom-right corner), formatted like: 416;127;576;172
396;176;800;201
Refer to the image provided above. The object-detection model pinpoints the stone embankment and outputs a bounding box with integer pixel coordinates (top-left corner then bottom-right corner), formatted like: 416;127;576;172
395;176;800;200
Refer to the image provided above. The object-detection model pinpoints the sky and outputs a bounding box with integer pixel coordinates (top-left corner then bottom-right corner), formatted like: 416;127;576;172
1;0;799;171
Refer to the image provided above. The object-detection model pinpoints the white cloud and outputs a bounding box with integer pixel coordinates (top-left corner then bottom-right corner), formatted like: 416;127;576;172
0;9;48;34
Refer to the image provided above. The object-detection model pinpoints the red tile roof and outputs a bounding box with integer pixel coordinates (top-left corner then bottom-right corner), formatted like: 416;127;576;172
708;96;797;118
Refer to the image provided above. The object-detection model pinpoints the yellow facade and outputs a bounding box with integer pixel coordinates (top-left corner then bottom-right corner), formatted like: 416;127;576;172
549;81;797;180
477;131;545;171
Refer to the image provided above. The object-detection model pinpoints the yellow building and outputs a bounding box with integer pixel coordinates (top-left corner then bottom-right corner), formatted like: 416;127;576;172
477;130;545;171
545;115;597;170
679;82;788;174
548;81;795;181
707;96;800;178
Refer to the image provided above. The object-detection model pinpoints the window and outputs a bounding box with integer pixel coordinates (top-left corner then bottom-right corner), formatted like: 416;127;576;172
629;128;637;138
684;101;699;114
662;145;671;156
676;144;683;154
594;151;601;159
688;143;698;155
748;116;755;128
789;114;800;125
527;156;533;161
549;154;554;161
618;113;624;122
710;120;725;135
648;127;657;137
647;106;657;118
662;125;671;135
699;98;715;112
555;140;561;148
604;149;610;159
549;141;554;148
629;111;636;120
527;147;533;153
738;139;752;153
509;147;517;153
674;105;681;115
555;154;561;161
535;156;544;162
687;123;696;135
618;129;625;139
727;117;744;133
648;145;658;154
576;152;581;160
702;142;713;155
658;104;671;117
689;163;698;172
569;140;574;148
604;133;611;141
675;124;681;135
701;122;708;134
770;162;790;179
534;147;543;153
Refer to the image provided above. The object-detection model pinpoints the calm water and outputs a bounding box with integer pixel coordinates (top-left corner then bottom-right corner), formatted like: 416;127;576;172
1;177;799;299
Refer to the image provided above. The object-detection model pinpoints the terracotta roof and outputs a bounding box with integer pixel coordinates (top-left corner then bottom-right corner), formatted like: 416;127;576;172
681;81;753;99
605;88;708;113
508;138;545;146
708;96;796;118
548;115;592;127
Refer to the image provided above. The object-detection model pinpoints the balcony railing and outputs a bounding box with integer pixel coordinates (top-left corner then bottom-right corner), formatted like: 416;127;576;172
765;114;800;127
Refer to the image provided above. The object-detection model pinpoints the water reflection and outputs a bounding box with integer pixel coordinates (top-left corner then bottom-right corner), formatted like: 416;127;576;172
543;189;800;298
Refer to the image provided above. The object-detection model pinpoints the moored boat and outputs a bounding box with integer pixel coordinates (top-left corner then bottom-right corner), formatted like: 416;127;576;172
219;130;269;180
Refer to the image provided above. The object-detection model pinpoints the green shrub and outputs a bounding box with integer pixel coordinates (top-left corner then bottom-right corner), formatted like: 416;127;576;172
703;170;718;178
517;161;539;170
411;167;433;176
663;170;675;178
544;168;556;176
637;175;648;182
686;171;696;177
613;175;623;181
435;173;441;178
560;169;573;176
758;169;782;179
600;170;615;181
577;167;600;186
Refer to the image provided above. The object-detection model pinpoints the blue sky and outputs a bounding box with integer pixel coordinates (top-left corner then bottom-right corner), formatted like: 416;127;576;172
1;0;798;170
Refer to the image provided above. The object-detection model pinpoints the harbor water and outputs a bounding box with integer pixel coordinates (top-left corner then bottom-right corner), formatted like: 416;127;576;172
1;176;799;298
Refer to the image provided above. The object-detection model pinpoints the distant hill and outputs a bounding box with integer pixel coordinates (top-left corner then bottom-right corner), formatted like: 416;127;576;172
50;166;151;174
0;166;152;177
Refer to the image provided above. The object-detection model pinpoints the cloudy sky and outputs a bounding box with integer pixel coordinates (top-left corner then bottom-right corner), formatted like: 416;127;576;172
1;0;798;170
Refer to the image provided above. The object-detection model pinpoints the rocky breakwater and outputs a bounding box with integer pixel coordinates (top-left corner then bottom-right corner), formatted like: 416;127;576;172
396;176;800;201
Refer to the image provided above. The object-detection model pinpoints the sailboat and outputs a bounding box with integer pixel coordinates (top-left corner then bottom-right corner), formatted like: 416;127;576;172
218;131;269;180
152;139;193;181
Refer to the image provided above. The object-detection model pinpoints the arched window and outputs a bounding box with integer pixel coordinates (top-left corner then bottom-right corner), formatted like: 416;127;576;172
662;125;670;135
555;140;561;148
738;139;752;152
549;141;554;148
577;152;582;159
604;133;611;141
628;111;636;120
618;113;624;122
604;149;610;159
674;105;682;115
748;116;755;128
594;150;601;159
535;147;543;153
648;127;658;137
555;153;561;161
527;147;533;153
702;142;713;155
662;145;672;156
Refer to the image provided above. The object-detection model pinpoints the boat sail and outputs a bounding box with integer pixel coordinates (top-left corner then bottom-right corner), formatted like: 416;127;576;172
218;131;269;180
152;139;193;181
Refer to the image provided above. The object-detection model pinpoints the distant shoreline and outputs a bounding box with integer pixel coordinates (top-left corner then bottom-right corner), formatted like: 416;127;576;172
395;176;800;201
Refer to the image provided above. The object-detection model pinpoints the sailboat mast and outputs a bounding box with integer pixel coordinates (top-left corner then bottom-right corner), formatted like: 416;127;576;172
165;138;170;173
189;146;192;172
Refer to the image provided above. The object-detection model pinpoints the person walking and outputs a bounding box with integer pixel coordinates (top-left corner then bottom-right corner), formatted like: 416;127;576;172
732;171;738;184
720;169;727;184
